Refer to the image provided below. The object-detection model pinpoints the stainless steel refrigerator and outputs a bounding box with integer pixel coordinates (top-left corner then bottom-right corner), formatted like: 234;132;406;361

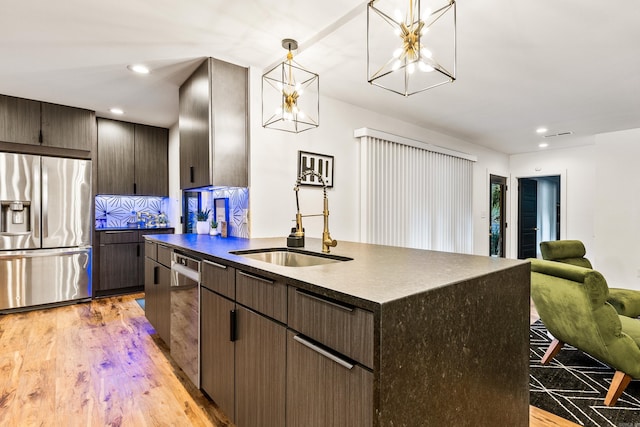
0;152;92;312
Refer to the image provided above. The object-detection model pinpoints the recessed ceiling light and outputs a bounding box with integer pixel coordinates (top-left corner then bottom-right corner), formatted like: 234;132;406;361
536;127;548;134
110;108;124;115
538;142;549;148
128;64;150;74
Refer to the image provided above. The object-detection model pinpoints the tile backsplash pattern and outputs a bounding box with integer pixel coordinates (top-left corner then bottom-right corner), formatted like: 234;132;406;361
95;195;169;228
208;187;249;238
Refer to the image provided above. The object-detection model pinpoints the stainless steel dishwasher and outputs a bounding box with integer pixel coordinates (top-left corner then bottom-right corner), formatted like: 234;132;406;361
170;251;201;388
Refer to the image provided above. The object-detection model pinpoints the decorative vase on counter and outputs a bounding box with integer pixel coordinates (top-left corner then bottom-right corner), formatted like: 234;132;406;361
209;221;219;236
196;221;210;235
195;209;211;234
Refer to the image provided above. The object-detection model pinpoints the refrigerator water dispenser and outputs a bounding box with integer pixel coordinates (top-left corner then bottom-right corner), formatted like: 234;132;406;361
1;201;32;233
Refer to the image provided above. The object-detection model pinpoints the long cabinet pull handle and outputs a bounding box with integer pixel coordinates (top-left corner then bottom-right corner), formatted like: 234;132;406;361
153;266;159;284
293;335;354;370
238;271;274;284
137;244;140;257
230;310;237;342
203;260;227;270
190;166;194;183
105;231;135;234
295;289;354;312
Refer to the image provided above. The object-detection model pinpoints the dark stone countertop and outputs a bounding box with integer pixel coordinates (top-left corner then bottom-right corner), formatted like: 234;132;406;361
145;233;527;310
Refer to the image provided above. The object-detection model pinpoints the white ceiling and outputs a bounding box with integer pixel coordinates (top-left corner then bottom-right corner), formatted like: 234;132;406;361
1;0;639;155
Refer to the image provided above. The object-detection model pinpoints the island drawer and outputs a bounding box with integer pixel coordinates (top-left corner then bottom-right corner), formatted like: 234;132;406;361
157;244;172;268
145;241;157;260
288;287;374;369
236;270;287;323
202;259;235;299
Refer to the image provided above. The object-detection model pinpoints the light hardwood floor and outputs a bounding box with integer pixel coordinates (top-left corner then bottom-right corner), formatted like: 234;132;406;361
0;293;577;426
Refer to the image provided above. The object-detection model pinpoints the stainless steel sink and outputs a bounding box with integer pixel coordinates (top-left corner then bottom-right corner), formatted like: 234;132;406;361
230;248;352;267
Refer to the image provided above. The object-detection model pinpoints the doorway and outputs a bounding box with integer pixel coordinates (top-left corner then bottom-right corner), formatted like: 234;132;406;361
490;174;507;257
517;176;561;259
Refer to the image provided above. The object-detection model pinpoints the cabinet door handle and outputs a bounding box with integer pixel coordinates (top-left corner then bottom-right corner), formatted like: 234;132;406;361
293;335;354;370
153;266;159;284
230;309;237;342
295;289;354;312
133;182;137;194
203;260;227;270
105;230;135;234
190;166;194;183
238;271;274;284
137;243;141;257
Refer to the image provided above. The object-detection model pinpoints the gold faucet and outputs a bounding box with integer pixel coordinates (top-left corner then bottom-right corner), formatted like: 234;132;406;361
288;170;337;253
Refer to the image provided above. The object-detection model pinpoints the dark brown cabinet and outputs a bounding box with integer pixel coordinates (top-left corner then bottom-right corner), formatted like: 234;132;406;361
200;286;236;422
96;228;173;296
97;118;168;196
144;242;171;344
0;95;40;145
179;58;248;190
235;306;286;427
0;94;94;151
199;263;286;427
98;230;140;291
41;102;94;150
286;330;373;427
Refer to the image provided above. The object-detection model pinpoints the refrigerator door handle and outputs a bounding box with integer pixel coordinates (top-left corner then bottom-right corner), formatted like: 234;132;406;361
42;162;48;238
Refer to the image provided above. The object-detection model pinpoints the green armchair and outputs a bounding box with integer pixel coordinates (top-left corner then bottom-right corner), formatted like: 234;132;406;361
530;258;640;406
540;239;640;318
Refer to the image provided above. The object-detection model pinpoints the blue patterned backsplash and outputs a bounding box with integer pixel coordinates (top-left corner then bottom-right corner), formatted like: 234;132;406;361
205;187;249;238
95;195;170;228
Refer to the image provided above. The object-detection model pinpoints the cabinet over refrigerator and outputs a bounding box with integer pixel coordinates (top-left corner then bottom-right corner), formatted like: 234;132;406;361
0;152;92;312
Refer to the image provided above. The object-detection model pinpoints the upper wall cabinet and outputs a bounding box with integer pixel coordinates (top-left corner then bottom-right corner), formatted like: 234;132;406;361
0;94;94;152
179;58;248;190
97;118;168;196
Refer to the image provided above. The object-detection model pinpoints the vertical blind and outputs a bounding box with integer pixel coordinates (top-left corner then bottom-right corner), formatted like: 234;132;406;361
356;129;475;254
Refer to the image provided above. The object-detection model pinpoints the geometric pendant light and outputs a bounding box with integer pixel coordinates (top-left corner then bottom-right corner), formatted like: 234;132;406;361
262;39;320;133
367;0;456;96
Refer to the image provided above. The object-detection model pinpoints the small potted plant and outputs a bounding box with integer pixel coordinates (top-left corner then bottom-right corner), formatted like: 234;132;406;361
195;209;211;234
209;219;219;236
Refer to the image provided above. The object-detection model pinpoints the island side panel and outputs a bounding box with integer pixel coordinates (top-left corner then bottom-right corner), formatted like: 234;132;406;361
376;263;530;427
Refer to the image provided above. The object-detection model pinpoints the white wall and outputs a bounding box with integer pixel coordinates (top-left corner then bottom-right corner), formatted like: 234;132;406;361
594;128;640;290
247;67;510;256
167;122;182;234
509;143;596;261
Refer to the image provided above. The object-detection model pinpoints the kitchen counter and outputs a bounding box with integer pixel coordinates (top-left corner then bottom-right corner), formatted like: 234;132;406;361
145;233;526;312
146;233;531;426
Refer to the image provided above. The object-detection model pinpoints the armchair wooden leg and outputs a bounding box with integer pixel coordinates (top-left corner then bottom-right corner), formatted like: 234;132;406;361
541;339;563;365
605;371;632;406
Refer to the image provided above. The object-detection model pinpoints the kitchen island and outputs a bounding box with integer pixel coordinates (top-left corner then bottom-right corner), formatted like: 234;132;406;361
146;234;530;427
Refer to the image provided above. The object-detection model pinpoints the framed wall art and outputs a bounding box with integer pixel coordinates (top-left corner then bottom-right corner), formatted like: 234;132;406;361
297;150;334;188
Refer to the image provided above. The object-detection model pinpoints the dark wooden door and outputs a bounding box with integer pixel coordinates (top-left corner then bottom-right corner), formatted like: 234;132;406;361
235;306;286;427
97;118;135;194
144;258;159;332
518;178;538;259
134;124;168;196
179;59;211;189
0;94;40;145
285;330;374;427
41;102;93;150
99;242;140;290
200;288;236;422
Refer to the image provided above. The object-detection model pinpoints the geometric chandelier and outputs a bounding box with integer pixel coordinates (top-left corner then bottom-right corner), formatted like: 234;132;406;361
367;0;456;97
262;39;320;133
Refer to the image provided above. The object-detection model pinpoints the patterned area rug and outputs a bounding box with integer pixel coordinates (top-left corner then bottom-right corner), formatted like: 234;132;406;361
530;320;640;426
